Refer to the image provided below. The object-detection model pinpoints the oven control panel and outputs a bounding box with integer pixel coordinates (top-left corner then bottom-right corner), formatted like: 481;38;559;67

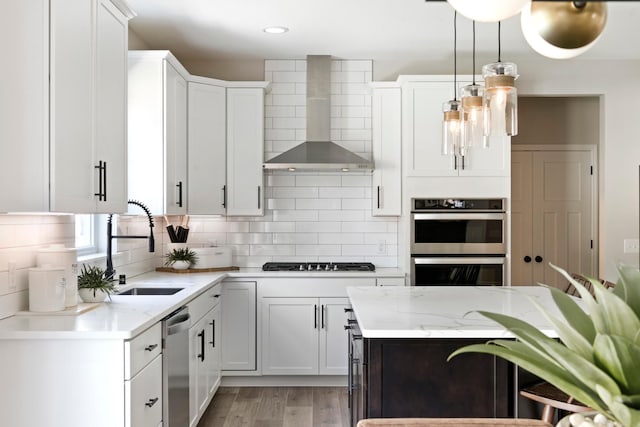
412;198;504;212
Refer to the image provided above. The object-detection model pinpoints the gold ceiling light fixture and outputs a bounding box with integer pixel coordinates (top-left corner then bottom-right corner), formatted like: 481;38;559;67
521;1;607;59
483;21;519;137
442;11;462;157
460;20;486;149
446;0;529;22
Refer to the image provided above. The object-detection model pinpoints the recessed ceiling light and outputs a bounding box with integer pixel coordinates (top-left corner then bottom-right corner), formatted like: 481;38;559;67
263;26;289;34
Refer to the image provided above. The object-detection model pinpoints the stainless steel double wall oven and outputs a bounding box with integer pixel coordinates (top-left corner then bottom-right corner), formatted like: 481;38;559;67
410;198;506;286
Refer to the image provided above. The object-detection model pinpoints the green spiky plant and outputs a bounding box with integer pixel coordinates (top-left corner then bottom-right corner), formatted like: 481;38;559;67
449;263;640;427
165;247;198;267
77;264;117;299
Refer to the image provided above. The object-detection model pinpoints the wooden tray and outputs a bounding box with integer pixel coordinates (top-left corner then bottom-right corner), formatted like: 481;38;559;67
156;266;240;273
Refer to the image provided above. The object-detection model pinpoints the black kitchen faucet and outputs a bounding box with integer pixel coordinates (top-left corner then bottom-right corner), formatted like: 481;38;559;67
105;200;155;280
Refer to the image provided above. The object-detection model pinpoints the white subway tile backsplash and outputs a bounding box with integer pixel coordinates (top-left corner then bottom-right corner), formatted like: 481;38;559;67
272;71;306;83
295;244;341;256
270;83;297;94
331;117;365;129
341;129;372;141
267;175;296;187
272;210;319;222
267;199;296;210
272;187;318;199
331;94;366;106
318;210;365;222
266;105;296;118
251;245;295;256
319;187;365;199
273;233;318;245
249;222;295;233
266;128;296;141
265;60;297;71
343;222;389;233
341;198;371;210
295;175;342;187
331;71;366;83
342;106;372;118
295;199;341;210
271;94;306;106
272;117;305;129
318;233;364;245
341;175;372;187
341;60;372;72
295;222;341;233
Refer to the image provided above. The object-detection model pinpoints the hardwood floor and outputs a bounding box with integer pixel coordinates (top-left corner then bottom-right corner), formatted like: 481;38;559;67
197;386;350;427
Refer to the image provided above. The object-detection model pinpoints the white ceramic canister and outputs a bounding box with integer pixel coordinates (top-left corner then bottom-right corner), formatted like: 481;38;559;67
36;245;78;307
28;267;66;312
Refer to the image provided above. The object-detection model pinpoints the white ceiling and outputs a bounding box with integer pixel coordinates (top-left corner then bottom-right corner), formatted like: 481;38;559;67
127;0;640;64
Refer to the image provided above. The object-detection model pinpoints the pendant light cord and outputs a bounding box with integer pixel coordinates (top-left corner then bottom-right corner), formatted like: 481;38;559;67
453;11;457;100
497;21;502;63
472;20;476;85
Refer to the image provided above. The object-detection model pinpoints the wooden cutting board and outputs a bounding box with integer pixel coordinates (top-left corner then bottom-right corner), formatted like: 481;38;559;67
155;266;240;273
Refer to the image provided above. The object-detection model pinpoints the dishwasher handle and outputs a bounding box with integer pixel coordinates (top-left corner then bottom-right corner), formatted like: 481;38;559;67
167;313;191;336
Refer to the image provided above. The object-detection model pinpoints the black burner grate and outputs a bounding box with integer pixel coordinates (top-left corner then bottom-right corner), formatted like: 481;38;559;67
262;262;375;272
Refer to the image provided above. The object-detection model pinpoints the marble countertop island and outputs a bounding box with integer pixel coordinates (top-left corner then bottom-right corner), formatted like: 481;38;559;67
347;285;568;339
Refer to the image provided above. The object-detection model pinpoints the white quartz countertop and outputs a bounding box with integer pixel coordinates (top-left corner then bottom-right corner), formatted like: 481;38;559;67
348;286;568;339
0;268;405;340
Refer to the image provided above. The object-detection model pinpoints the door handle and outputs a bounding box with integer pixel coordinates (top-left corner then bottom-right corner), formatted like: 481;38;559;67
209;320;215;348
145;397;159;408
524;256;532;263
535;256;543;263
377;186;381;209
176;181;183;207
257;186;261;209
198;329;205;361
222;185;226;208
314;304;318;329
321;304;325;329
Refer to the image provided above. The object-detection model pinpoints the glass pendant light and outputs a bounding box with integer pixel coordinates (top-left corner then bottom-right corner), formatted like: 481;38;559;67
460;21;486;149
442;11;462;156
483;21;519;137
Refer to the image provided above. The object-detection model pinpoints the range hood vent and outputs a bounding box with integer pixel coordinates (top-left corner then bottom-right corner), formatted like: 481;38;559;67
263;55;373;172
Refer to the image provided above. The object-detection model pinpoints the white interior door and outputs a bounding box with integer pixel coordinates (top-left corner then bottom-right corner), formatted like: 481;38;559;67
511;148;596;288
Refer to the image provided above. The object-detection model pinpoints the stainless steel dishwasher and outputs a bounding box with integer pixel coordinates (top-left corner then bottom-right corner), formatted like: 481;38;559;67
162;306;191;427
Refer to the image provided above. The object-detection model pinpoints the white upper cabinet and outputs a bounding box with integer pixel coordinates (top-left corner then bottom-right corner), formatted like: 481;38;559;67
187;79;227;215
401;77;509;178
128;51;189;215
226;87;267;216
371;84;402;216
0;0;133;213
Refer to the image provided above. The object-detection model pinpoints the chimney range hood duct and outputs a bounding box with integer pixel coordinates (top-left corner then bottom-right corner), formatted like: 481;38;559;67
263;55;373;172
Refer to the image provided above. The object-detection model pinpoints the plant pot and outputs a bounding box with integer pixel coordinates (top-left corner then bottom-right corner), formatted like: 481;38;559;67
556;411;621;427
78;288;110;303
171;260;191;270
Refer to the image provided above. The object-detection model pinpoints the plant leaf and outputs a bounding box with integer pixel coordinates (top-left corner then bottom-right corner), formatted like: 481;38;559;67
473;310;621;398
593;334;640;395
547;285;596;343
590;278;640;339
596;384;640;427
527;290;594;360
620;394;640;410
614;263;640;320
450;341;609;414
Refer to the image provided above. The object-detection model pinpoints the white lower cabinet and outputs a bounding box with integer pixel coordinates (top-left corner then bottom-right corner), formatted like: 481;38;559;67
221;281;256;372
125;354;163;427
259;277;376;376
188;284;222;427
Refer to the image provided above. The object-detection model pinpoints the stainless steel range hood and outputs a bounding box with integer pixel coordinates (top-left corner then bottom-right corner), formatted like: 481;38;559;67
263;55;373;172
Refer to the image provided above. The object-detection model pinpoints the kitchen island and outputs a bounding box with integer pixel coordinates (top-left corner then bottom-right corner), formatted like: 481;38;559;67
346;286;563;423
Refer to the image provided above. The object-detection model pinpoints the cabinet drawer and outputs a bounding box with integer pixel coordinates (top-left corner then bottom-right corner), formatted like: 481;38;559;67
125;354;162;427
125;323;162;380
376;277;405;286
189;283;222;323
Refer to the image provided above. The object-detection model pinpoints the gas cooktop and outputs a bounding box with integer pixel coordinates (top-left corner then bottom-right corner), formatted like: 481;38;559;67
262;262;375;272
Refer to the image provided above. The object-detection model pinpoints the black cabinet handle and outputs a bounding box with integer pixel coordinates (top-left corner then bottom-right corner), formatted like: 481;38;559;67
145;397;159;408
321;304;325;329
524;256;532;263
144;344;158;352
377;186;381;209
198;329;205;361
94;161;107;201
176;181;183;207
257;186;261;209
102;161;107;201
209;320;215;348
314;304;318;329
222;185;226;208
535;256;543;263
344;307;353;313
454;155;457;170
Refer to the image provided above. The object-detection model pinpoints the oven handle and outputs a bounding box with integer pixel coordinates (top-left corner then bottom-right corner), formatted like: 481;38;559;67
412;257;505;265
411;212;505;220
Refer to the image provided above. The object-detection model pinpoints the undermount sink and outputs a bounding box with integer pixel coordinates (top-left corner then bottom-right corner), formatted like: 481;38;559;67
118;287;184;296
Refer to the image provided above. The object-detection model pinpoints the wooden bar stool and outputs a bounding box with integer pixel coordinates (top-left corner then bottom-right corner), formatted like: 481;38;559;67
356;418;553;427
520;382;592;424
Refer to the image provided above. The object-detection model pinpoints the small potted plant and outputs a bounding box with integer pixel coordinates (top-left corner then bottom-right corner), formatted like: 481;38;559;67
77;264;116;303
165;247;198;270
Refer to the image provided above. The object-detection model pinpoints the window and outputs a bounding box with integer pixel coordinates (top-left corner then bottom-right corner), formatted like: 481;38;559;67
75;214;108;256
